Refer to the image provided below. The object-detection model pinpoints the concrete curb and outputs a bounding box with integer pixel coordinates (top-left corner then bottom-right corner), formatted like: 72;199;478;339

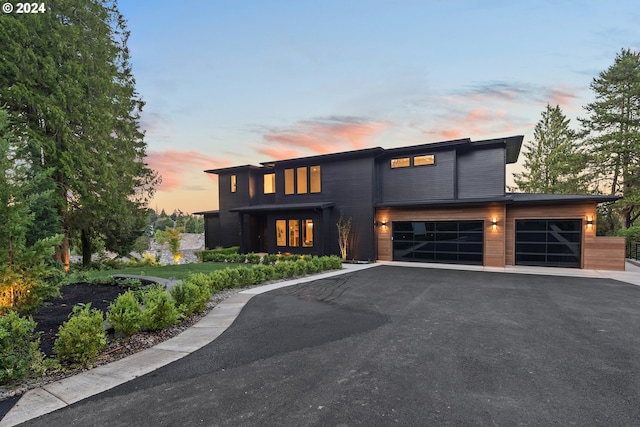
0;264;377;427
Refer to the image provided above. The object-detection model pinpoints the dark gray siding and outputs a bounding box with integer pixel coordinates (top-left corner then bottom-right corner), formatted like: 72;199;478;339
377;150;456;203
457;147;505;198
217;171;250;248
264;156;376;260
203;214;221;249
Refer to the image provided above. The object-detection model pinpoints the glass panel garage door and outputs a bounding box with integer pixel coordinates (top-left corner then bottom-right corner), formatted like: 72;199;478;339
393;221;484;265
515;219;582;268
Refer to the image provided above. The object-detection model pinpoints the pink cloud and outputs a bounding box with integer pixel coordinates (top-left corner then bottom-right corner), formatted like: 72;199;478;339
547;88;579;108
146;149;231;191
256;146;302;160
425;109;519;141
257;117;390;160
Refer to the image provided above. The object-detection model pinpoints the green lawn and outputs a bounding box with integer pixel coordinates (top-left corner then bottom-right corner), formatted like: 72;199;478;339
72;262;244;282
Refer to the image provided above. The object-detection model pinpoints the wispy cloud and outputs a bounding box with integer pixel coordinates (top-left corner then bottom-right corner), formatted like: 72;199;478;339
423;108;519;141
257;116;390;160
146;149;231;191
140;112;177;144
546;88;579;108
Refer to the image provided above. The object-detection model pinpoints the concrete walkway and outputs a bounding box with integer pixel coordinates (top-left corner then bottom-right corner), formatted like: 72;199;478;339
2;260;639;426
376;260;640;287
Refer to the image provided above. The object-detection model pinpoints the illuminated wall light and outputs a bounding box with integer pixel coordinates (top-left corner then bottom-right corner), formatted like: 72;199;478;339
375;219;388;228
491;217;498;231
586;217;593;229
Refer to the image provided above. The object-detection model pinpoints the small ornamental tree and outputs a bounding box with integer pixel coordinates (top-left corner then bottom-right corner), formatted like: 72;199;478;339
336;212;352;261
156;226;185;264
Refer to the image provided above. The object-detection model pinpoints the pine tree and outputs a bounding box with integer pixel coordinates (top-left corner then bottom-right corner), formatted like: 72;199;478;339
0;0;159;267
581;48;640;230
513;104;587;194
0;111;62;312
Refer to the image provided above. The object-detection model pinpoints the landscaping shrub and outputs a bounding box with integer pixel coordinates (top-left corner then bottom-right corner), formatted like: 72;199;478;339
252;264;275;282
198;246;240;262
141;286;179;331
261;254;278;265
186;272;215;294
236;266;257;286
106;291;143;337
0;312;42;384
246;253;261;264
171;281;209;317
209;269;232;291
54;303;107;367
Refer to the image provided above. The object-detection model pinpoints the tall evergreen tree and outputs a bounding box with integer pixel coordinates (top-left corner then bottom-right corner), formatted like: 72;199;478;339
513;104;587;194
580;48;640;230
0;0;159;267
0;110;61;312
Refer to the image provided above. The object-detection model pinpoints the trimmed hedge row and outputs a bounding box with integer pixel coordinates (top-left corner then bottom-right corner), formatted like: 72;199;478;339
197;250;324;265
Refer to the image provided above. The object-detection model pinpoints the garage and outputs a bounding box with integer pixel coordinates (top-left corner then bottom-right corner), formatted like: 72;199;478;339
392;220;484;265
515;219;582;268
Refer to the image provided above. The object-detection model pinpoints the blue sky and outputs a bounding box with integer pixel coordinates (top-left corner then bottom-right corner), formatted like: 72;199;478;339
117;0;640;213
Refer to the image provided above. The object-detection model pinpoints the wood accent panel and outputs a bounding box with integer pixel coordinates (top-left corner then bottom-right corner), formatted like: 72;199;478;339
505;203;596;268
375;205;506;267
583;237;625;270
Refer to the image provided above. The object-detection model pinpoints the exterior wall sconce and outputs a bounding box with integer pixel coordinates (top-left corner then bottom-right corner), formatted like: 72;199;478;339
586;217;593;229
491;217;498;231
375;219;388;228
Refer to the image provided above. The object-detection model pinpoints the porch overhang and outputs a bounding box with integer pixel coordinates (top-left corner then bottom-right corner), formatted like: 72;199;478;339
229;202;334;213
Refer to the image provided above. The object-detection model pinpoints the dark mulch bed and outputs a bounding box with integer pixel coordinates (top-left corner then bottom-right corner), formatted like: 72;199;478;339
32;283;128;357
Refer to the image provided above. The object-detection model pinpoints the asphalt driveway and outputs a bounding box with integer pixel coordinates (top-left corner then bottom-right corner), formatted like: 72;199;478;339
18;266;640;426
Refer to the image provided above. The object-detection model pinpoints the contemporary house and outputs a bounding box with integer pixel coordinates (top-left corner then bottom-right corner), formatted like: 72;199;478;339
199;135;625;270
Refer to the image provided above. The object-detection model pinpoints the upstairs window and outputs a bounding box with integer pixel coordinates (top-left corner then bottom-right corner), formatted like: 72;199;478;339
390;157;410;168
297;167;307;194
414;154;435;166
285;169;295;195
310;166;321;193
230;175;237;193
264;173;275;194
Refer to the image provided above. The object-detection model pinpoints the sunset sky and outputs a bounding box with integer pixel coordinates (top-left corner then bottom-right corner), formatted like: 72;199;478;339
118;0;640;214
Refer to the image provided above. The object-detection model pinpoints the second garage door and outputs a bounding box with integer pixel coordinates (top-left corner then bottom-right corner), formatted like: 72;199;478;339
392;220;484;265
515;219;582;268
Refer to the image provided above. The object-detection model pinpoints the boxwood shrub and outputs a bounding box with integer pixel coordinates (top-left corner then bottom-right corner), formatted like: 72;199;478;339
0;312;42;384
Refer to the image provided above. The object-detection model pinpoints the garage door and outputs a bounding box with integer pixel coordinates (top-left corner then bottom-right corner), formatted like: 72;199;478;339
515;219;582;268
392;220;483;265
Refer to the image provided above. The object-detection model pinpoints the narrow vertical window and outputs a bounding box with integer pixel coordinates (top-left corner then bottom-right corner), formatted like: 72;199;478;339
230;175;237;193
263;173;275;194
288;220;299;246
303;219;314;247
285;169;295;195
276;220;286;246
297;167;307;194
310;165;321;193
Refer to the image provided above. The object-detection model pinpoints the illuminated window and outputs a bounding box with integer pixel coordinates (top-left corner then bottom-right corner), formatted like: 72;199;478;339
310;166;321;193
263;173;275;194
230;175;237;193
288;220;299;246
390;157;410;168
297;167;307;194
276;220;286;246
303;219;313;247
285;169;295;195
414;154;435;166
